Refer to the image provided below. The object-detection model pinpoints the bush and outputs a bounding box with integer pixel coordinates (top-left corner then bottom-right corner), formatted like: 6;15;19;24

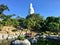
18;35;25;40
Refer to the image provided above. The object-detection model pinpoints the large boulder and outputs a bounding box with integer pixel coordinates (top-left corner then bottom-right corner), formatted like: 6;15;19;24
11;39;31;45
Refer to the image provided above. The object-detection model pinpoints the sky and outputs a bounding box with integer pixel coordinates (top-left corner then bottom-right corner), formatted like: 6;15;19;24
0;0;60;18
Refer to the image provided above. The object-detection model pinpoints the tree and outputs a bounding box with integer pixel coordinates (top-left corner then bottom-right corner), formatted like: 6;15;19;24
0;4;9;14
46;16;56;24
46;16;60;24
55;17;60;23
46;22;59;32
0;4;9;27
2;14;19;26
11;18;19;27
0;4;9;20
18;17;26;27
25;14;44;30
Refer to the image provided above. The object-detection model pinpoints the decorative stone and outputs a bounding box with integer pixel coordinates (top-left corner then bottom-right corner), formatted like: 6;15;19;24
11;39;31;45
29;37;37;43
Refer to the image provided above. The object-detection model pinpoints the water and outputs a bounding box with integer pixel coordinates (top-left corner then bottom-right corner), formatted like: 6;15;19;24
0;40;11;45
0;39;60;45
32;38;60;45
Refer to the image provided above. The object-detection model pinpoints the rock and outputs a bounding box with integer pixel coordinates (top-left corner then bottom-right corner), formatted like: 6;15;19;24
1;26;16;31
28;37;37;43
0;34;8;40
0;34;3;40
31;38;37;43
8;36;12;39
42;35;46;38
3;34;8;39
11;39;31;45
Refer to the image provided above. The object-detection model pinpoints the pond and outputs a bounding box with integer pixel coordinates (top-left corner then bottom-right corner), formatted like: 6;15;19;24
32;38;60;45
0;39;60;45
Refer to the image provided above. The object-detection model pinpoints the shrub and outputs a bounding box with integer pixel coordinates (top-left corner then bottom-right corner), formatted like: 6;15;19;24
18;35;25;40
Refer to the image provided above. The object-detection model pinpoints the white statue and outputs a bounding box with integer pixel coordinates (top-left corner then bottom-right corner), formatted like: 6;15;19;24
29;3;34;14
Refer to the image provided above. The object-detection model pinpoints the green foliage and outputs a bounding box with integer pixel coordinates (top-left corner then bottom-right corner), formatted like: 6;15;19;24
0;4;9;14
25;14;44;30
3;17;19;26
0;4;19;28
46;16;56;23
0;23;3;28
42;16;60;32
46;22;59;32
11;18;19;26
18;18;26;27
46;16;60;23
18;35;25;40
